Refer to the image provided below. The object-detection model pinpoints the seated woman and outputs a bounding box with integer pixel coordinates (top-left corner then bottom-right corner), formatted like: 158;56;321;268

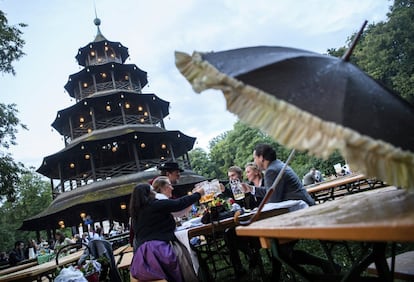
244;162;264;208
129;183;204;282
153;176;192;218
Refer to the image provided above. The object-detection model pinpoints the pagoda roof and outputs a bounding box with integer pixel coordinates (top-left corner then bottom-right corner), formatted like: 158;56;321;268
51;92;169;134
76;39;129;66
19;171;206;231
64;63;148;97
74;17;130;66
37;125;196;179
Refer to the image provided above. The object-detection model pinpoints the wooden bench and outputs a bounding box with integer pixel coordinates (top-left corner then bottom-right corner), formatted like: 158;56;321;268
119;252;167;282
367;250;414;281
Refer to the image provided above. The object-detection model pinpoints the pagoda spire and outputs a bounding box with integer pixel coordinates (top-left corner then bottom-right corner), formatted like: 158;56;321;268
93;17;107;42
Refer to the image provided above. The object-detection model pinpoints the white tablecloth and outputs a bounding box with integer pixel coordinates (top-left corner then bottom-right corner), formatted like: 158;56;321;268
262;200;308;212
175;228;199;273
174;200;307;274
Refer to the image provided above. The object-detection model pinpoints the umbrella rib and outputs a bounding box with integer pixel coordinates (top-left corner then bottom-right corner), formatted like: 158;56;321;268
342;20;368;62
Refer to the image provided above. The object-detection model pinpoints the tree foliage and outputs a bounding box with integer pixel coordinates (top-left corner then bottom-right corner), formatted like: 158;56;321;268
191;121;346;181
0;10;27;202
0;103;27;202
328;0;414;104
0;170;52;252
188;147;219;179
0;9;26;75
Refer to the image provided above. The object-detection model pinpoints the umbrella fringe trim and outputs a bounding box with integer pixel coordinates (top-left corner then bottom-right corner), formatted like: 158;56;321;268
175;51;414;190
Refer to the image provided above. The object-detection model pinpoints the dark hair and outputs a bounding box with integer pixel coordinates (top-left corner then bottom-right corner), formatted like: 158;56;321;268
95;227;102;235
254;143;277;162
129;183;155;221
14;241;24;248
55;230;66;243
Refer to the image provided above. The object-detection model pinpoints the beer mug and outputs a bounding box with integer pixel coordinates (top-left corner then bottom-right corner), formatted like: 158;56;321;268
198;179;222;203
230;179;245;200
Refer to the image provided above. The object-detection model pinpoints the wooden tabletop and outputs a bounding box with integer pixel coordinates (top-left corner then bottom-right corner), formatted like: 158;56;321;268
306;173;366;194
113;244;132;256
117;251;133;270
187;204;291;238
236;186;414;244
0;260;37;277
0;250;84;282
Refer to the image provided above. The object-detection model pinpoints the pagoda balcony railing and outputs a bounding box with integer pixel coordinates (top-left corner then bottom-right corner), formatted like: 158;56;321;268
87;56;122;66
75;81;142;101
52;159;162;197
66;115;163;143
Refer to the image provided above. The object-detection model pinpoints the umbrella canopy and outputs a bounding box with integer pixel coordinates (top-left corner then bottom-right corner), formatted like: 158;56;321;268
175;47;414;189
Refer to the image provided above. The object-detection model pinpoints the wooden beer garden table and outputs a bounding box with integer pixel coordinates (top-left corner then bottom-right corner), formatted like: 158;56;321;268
0;259;37;277
178;201;305;281
236;186;414;281
0;249;84;282
305;173;385;203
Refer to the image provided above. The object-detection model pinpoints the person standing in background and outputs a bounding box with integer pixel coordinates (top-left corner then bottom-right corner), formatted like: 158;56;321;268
157;162;183;185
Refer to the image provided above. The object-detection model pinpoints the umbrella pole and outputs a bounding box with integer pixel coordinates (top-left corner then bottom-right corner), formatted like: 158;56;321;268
235;149;296;226
342;20;367;62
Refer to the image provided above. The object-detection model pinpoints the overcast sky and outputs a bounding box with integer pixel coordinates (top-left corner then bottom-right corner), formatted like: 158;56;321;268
1;0;391;169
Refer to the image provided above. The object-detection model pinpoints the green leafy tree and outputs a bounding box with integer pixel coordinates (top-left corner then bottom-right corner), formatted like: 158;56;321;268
0;10;27;202
208;121;287;178
0;170;52;252
328;0;414;104
0;9;26;75
191;121;346;181
0;103;27;202
188;147;218;179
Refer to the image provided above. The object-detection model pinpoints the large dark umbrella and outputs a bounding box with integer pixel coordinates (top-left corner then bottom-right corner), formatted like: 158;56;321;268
175;26;414;190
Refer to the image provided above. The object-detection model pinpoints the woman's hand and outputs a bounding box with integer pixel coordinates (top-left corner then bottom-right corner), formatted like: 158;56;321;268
240;183;252;193
219;183;225;192
192;186;205;196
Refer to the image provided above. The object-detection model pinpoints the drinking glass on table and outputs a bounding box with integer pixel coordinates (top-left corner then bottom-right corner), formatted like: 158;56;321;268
196;180;221;203
230;179;245;200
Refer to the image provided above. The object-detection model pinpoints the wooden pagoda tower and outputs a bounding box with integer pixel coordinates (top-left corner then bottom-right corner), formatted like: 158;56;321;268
20;18;205;231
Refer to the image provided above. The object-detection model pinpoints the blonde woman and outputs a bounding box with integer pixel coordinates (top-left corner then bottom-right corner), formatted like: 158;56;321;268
153;176;174;200
244;162;264;208
152;176;191;217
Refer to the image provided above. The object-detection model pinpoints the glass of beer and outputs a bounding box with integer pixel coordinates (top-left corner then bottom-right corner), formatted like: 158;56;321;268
230;179;245;200
198;180;221;203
